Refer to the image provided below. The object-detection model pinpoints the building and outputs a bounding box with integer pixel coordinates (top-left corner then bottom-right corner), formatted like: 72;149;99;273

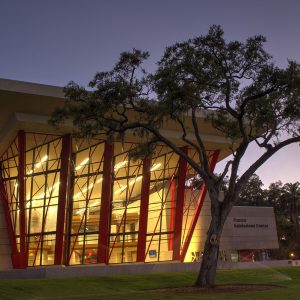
0;78;278;270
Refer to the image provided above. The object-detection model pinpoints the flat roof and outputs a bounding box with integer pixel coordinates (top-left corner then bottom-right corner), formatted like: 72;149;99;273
0;78;234;160
0;78;64;98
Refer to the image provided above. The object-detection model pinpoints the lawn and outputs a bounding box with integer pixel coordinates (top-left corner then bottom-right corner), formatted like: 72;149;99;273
0;266;299;300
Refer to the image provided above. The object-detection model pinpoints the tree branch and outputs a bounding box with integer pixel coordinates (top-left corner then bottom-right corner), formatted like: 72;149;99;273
191;107;210;173
238;136;300;191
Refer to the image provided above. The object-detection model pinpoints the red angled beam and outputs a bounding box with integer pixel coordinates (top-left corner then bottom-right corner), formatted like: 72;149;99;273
54;134;72;265
97;141;114;264
18;130;27;268
180;149;220;262
172;146;188;260
136;158;151;262
0;166;19;268
168;179;176;251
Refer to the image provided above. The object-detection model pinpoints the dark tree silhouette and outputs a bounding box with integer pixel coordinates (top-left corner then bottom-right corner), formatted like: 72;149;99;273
50;26;300;287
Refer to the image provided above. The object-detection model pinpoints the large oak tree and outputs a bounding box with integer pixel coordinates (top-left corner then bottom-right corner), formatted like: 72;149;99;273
50;26;300;287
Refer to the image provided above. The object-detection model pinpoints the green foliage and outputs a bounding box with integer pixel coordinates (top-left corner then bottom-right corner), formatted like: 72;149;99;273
235;174;267;206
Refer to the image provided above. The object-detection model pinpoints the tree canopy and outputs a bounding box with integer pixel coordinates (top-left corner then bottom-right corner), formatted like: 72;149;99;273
50;25;300;288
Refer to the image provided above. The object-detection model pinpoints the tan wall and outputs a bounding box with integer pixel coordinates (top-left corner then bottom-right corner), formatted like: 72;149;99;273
183;194;210;262
0;197;12;270
184;195;279;262
221;206;279;250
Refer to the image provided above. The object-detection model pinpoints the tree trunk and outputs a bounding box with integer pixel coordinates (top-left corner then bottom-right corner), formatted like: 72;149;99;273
194;191;232;288
194;226;222;287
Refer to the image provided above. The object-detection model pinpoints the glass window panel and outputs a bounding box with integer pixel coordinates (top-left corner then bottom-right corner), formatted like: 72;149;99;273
71;213;86;234
147;186;164;233
27;235;42;266
83;234;99;264
30;175;46;201
41;234;56;265
69;236;83;265
29;207;43;234
145;235;159;262
85;206;100;232
74;149;90;176
45;173;60;198
87;175;102;200
109;245;123;264
14;210;20;236
150;156;165;181
73;177;89;201
44;206;58;232
158;234;173;261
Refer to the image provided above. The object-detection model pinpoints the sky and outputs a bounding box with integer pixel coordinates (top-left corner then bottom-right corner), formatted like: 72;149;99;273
0;0;299;187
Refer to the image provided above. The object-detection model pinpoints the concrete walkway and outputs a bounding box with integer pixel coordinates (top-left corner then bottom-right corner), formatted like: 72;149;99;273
0;260;295;279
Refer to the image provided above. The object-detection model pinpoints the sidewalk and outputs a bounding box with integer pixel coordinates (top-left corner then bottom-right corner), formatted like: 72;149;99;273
0;260;295;280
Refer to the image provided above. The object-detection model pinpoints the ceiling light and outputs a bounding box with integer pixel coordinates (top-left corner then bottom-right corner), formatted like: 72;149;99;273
114;161;127;171
35;155;48;168
129;176;143;186
75;158;89;171
150;163;162;171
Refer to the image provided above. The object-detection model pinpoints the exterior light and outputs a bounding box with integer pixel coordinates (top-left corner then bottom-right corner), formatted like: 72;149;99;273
75;158;89;171
290;252;295;258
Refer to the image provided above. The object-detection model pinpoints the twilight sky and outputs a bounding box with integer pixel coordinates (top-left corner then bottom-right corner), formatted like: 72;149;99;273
0;0;299;186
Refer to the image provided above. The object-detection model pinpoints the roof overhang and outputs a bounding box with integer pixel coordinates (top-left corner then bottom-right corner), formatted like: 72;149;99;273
0;78;234;160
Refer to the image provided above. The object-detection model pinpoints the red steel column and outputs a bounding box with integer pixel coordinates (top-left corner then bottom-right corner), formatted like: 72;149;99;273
18;130;27;268
54;134;72;265
136;158;151;262
172;146;188;260
0;168;19;268
97;141;114;264
168;179;176;251
180;149;220;262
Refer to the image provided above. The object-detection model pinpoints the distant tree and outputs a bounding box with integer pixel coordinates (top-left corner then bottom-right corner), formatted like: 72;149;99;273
282;183;300;246
50;26;300;288
267;182;300;226
265;181;300;258
283;183;300;223
267;181;284;212
235;174;266;206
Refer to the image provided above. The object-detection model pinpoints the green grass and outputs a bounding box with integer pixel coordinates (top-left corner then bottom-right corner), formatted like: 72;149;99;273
0;267;299;299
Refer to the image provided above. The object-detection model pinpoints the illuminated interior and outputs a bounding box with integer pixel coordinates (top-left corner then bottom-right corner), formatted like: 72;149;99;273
0;131;218;267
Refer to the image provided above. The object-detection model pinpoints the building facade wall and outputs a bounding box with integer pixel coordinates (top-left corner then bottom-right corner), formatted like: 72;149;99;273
185;196;279;262
0;198;12;270
0;130;221;269
0;130;278;270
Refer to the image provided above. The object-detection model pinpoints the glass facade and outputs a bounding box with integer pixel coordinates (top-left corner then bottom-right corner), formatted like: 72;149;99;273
145;148;179;262
0;131;219;268
68;140;104;265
